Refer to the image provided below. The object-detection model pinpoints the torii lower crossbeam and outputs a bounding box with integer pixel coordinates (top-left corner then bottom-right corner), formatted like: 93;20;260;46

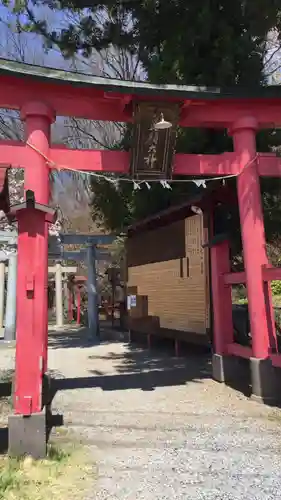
1;139;281;177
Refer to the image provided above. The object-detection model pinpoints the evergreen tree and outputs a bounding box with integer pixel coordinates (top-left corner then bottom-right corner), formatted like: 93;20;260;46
5;1;281;244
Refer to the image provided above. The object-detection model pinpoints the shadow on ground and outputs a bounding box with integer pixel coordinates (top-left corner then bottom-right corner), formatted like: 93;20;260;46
48;327;101;350
0;382;12;398
48;326;256;404
0;427;8;453
0;326;256;455
49;328;213;401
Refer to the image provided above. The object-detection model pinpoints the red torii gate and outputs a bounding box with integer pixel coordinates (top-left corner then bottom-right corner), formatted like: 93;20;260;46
2;59;281;456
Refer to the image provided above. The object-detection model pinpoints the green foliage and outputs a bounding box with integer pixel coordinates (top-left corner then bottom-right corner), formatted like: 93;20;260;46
47;444;70;462
236;298;248;305
271;280;281;296
274;307;281;330
91;175;203;232
6;1;281;83
7;0;281;240
0;446;69;498
0;459;20;499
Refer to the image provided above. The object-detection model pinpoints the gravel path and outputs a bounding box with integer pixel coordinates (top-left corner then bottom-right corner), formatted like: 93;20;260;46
2;327;281;499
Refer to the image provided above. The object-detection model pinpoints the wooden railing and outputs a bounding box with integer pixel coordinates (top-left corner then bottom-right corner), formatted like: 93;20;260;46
222;265;281;361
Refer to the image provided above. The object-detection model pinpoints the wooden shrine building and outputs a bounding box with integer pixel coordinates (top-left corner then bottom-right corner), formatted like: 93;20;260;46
126;200;211;348
126;186;235;351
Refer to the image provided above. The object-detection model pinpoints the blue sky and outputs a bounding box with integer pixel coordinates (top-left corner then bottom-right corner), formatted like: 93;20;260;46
0;3;80;70
0;3;93;211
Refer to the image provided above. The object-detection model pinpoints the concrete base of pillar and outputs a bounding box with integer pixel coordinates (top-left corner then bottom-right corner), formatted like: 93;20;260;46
8;411;46;459
212;353;250;396
212;353;226;382
212;353;248;382
250;357;281;405
4;325;16;342
213;354;281;405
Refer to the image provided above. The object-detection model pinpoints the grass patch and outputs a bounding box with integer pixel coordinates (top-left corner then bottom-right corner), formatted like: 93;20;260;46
0;441;94;500
0;459;20;498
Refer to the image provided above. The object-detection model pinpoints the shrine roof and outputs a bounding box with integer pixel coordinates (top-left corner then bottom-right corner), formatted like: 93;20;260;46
127;197;202;236
1;58;281;102
127;185;234;235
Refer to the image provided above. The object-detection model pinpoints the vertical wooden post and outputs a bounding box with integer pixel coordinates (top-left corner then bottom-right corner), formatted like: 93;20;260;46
0;261;5;329
230;117;278;402
9;101;55;458
68;286;73;322
55;262;63;328
77;287;81;325
231;117;275;359
13;207;55;415
63;280;68;320
111;280;115;328
21;102;55;373
263;277;277;353
4;253;17;341
87;244;99;337
175;339;180;357
211;239;233;355
9;203;55;459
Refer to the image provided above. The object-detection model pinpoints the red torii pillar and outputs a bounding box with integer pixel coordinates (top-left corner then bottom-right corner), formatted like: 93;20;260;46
232;118;269;355
8;103;55;458
212;116;279;402
232;117;278;401
22;103;55;374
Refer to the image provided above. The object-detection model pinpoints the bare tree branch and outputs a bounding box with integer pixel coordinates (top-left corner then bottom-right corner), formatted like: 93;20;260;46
0;17;93;233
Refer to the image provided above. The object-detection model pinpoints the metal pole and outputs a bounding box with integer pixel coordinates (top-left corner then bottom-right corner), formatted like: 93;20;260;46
68;286;73;322
77;287;81;325
55;262;63;327
4;252;17;342
111;281;115;328
63;279;68;320
0;261;5;329
87;244;99;337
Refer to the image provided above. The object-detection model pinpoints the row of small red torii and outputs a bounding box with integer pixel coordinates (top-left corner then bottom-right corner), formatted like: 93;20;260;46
2;63;281;420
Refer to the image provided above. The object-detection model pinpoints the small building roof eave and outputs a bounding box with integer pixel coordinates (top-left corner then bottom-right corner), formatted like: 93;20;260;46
127;184;236;236
127;193;205;236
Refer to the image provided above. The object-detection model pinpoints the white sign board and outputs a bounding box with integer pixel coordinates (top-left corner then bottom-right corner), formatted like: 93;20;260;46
130;295;137;307
127;295;131;310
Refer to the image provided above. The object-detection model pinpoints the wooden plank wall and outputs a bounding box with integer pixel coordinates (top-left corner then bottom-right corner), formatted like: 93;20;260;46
127;214;209;336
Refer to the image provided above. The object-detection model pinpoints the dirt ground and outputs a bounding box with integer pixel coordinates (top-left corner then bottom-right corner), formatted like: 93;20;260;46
2;327;281;499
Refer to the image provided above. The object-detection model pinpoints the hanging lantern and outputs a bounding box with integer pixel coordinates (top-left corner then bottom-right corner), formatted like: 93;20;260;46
130;101;180;180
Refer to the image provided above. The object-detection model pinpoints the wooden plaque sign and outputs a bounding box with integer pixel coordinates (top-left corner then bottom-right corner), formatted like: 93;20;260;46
130;101;180;180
